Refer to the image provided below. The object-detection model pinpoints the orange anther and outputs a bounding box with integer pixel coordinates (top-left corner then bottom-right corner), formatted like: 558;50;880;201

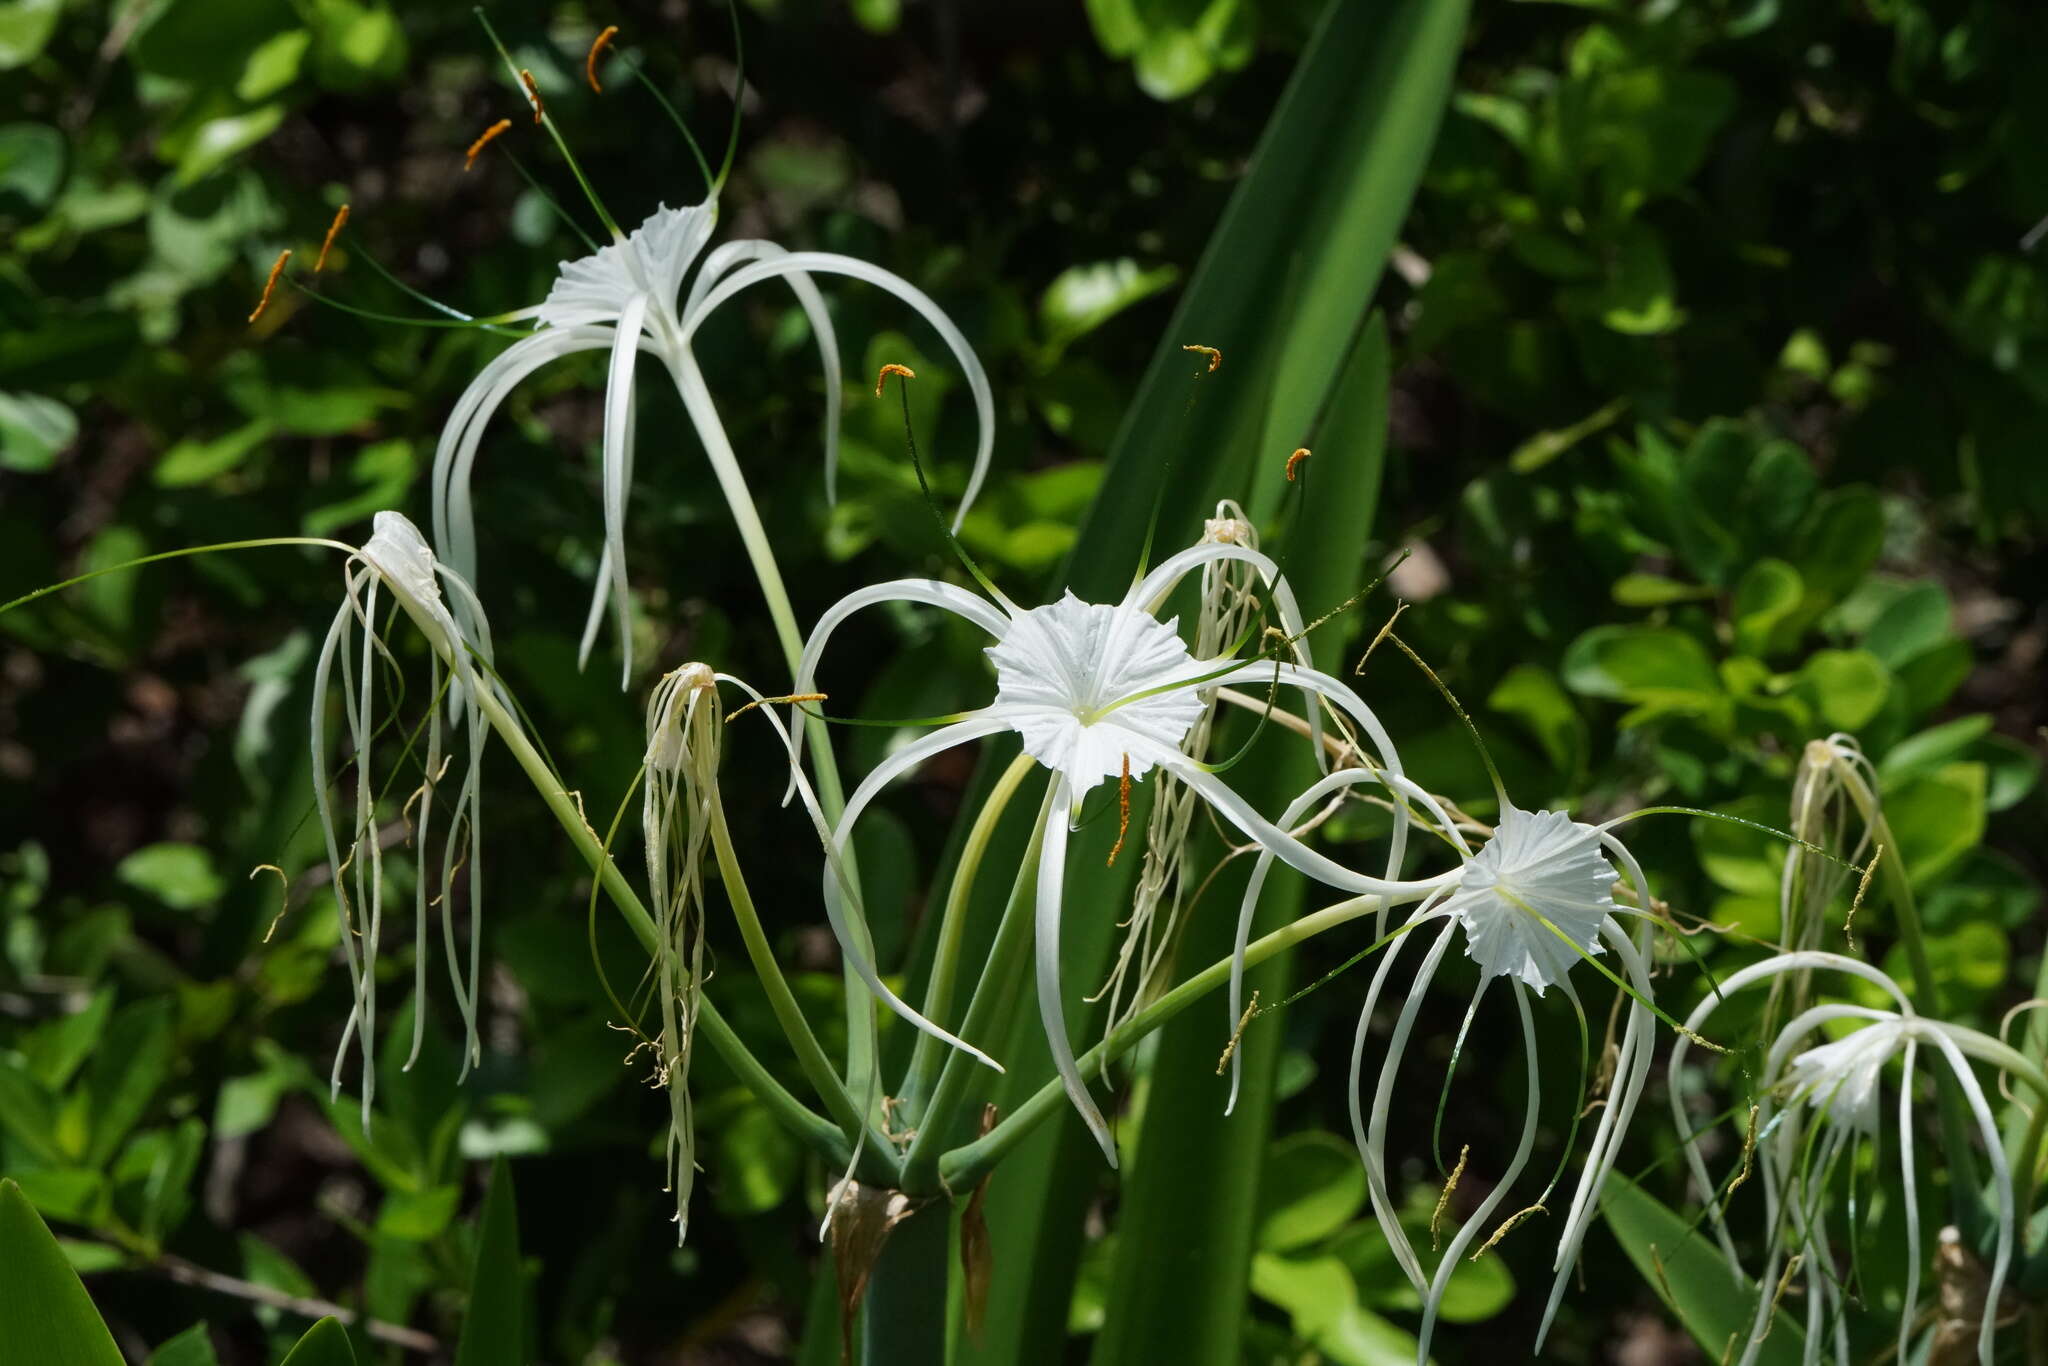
875;363;917;397
520;68;544;123
1182;344;1222;372
248;249;291;324
1107;754;1132;868
314;204;350;273
465;118;512;171
1285;447;1310;482
587;25;619;92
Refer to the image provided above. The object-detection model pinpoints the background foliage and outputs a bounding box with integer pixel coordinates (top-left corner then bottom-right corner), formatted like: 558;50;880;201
1;0;2043;1362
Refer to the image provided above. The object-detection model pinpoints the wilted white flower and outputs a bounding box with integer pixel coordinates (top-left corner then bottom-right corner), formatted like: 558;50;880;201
792;536;1450;1164
1670;951;2022;1366
312;511;504;1125
429;196;995;683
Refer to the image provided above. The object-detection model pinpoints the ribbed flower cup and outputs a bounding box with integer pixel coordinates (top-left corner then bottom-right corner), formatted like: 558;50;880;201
790;536;1451;1164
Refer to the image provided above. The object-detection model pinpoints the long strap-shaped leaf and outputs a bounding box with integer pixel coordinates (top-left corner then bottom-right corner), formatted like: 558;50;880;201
958;2;1471;1362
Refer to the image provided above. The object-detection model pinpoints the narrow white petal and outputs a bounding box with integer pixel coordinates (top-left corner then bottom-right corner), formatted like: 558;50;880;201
684;251;996;528
599;293;649;685
1033;781;1118;1166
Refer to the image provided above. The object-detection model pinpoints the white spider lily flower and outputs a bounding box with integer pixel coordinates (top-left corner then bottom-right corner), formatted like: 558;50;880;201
1338;804;1660;1365
312;511;504;1127
793;538;1457;1165
1669;951;2022;1366
429;195;996;684
641;662;720;1243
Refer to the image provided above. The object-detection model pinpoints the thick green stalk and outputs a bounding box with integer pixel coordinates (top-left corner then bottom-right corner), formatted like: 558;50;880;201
900;752;1037;1115
859;1199;951;1366
469;680;849;1165
899;779;1054;1193
938;895;1378;1191
708;788;895;1166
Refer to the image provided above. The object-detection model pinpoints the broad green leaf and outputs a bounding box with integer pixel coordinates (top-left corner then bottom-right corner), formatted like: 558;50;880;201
453;1158;524;1366
173;104;289;187
155;420;273;487
21;987;114;1089
1883;921;2009;1008
1487;663;1586;781
235;28;311;101
0;122;64;210
0;0;62;69
1885;762;1986;887
0;1178;125;1365
148;1324;221;1366
1730;558;1801;657
117;842;225;911
1255;1132;1367;1251
84;999;176;1166
1248;1252;1418;1366
1598;1175;1803;1366
130;0;298;84
277;1318;358;1366
1610;572;1711;606
1691;795;1784;898
376;1186;460;1241
0;390;75;471
1880;715;1993;788
1329;1217;1516;1323
1561;625;1722;720
1039;259;1181;362
1791;488;1883;607
1794;648;1890;731
309;1;408;91
1861;580;1951;669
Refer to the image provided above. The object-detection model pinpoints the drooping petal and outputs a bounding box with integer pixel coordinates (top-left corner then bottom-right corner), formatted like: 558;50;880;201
785;577;1012;802
1140;739;1454;901
430;324;620;601
687;240;844;504
1226;765;1471;1115
596;292;648;684
684;251;996;529
820;714;1014;1071
1418;983;1541;1366
1033;779;1118;1166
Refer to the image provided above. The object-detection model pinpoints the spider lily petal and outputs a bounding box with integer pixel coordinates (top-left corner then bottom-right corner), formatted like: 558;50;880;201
312;512;500;1127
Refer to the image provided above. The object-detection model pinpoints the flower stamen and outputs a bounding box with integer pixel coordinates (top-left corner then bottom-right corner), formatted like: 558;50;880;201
1431;1144;1469;1251
465;118;512;171
1845;842;1882;946
248;249;290;323
876;362;916;397
520;68;544;122
1285;447;1310;482
725;690;825;724
1107;753;1132;867
1181;343;1222;372
587;25;619;92
315;204;350;273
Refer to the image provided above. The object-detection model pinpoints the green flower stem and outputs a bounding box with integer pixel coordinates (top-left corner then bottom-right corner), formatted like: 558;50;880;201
899;752;1037;1116
707;784;897;1165
470;679;850;1167
665;351;879;1104
899;779;1055;1194
936;893;1379;1193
